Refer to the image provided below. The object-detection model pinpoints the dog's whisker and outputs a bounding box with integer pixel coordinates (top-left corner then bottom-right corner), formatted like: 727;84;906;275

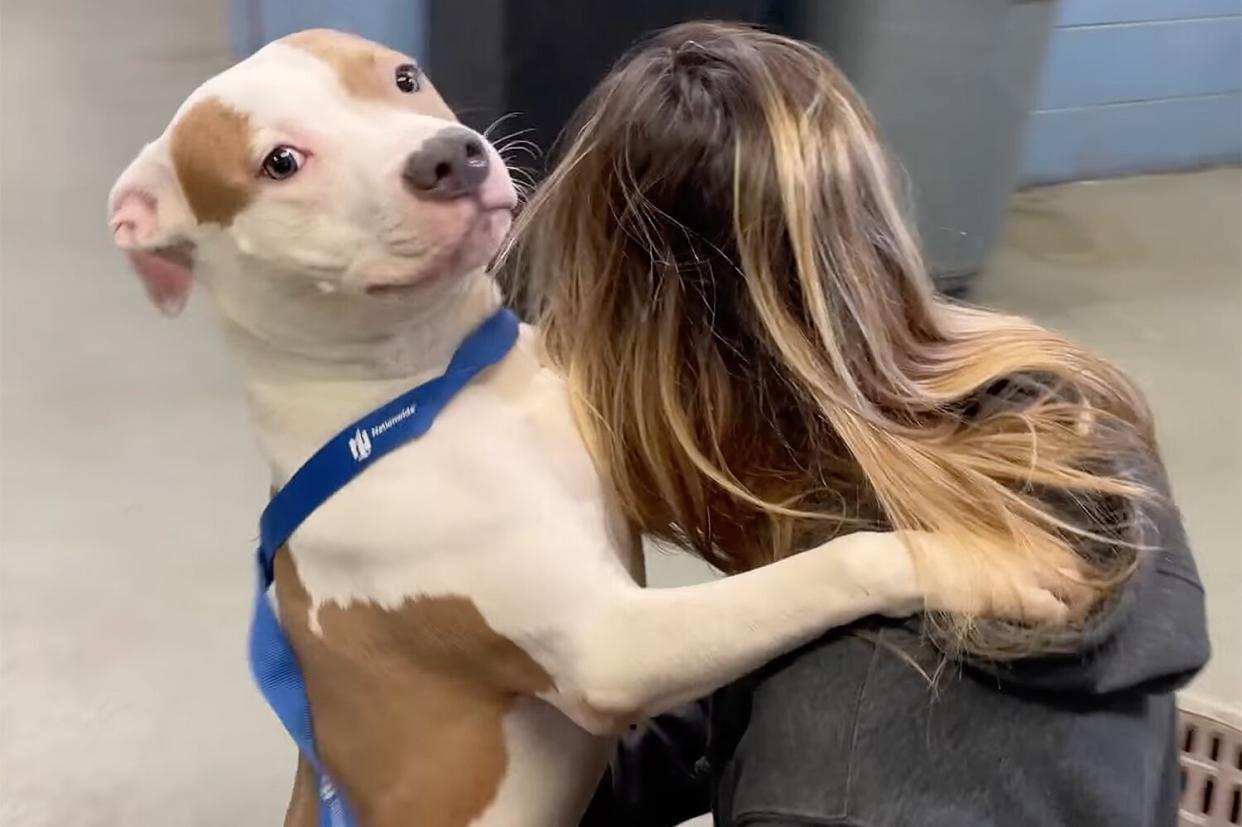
491;127;537;152
506;169;538;194
502;139;542;156
500;147;542;168
506;161;537;177
504;165;535;191
499;137;540;151
500;145;541;164
492;125;535;143
510;166;533;180
501;152;538;170
482;112;523;141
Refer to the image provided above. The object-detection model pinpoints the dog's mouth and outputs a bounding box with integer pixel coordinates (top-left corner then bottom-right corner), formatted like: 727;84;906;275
364;282;420;297
365;283;409;294
363;206;512;297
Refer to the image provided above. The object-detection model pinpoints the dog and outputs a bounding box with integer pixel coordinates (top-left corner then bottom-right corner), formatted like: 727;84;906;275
107;29;1056;827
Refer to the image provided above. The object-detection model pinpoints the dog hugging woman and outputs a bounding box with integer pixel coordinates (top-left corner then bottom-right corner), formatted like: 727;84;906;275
502;22;1209;827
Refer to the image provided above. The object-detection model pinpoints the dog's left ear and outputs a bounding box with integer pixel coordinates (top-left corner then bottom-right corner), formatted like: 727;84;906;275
108;141;198;317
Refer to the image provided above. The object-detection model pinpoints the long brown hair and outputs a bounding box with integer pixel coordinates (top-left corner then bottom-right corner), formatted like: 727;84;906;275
503;22;1156;657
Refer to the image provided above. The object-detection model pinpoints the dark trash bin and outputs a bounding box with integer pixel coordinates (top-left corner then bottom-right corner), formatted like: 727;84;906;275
776;0;1057;293
426;0;767;154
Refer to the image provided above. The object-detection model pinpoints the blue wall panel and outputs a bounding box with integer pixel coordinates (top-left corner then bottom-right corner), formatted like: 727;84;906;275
1056;0;1241;26
1023;92;1242;183
1034;17;1242;109
1021;2;1242;183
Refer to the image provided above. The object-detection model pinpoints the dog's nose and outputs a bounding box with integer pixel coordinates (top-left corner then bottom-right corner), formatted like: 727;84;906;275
403;127;490;200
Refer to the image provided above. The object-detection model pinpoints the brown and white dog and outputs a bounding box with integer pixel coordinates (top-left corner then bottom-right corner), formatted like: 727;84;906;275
107;30;1057;827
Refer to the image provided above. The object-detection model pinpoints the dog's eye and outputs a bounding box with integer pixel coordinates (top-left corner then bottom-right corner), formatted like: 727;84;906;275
260;146;304;180
395;63;422;93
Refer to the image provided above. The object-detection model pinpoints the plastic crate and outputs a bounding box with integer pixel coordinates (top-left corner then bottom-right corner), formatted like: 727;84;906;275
1180;707;1242;826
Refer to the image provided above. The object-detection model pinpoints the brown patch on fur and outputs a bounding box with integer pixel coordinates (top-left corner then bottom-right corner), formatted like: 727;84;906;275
284;757;319;827
282;29;456;119
273;549;553;827
170;97;253;225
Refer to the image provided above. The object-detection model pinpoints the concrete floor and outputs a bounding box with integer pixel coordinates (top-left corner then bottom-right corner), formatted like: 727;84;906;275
0;1;1238;825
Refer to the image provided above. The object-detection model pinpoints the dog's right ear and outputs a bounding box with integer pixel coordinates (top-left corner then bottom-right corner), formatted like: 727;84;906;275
109;141;198;317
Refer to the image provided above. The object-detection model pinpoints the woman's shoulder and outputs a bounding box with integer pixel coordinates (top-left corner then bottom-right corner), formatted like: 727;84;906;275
715;625;935;758
714;625;1184;827
708;627;917;823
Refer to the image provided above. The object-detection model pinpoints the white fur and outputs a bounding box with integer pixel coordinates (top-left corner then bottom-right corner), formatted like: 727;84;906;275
110;33;949;825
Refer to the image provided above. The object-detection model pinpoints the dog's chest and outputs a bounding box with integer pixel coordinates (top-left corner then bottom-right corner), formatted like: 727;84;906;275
269;342;624;825
281;345;627;622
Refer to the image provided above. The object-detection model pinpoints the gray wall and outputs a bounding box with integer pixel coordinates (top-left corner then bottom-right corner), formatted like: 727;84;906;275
1021;0;1242;183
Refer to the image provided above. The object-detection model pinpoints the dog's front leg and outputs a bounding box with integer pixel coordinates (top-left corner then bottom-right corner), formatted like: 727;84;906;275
538;531;921;734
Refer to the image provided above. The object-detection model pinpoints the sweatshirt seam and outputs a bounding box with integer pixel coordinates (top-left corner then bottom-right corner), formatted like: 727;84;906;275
841;635;881;822
736;812;873;827
1155;568;1204;593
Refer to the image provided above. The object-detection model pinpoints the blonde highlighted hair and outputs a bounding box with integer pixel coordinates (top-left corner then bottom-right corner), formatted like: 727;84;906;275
504;22;1156;657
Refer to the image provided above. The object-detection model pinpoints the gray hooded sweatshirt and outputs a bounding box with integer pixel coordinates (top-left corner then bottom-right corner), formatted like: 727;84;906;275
581;460;1209;827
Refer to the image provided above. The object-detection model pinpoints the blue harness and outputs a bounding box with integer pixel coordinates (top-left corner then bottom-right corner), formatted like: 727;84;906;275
248;309;520;827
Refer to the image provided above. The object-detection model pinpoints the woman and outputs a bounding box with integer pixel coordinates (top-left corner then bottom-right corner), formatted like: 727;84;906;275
505;22;1208;827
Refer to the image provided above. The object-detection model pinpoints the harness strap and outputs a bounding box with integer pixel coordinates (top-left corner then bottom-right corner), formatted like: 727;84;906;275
247;309;520;827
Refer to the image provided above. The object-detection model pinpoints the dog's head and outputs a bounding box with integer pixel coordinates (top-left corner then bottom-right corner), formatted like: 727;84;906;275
108;30;516;317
